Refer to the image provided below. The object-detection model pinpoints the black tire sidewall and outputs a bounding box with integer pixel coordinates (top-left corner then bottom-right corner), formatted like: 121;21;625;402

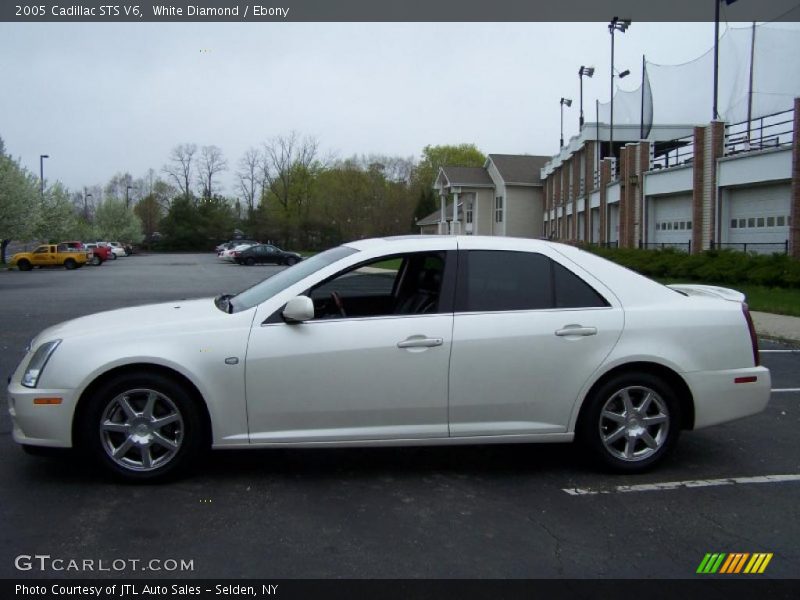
245;257;255;266
79;372;205;482
579;372;681;473
64;259;76;270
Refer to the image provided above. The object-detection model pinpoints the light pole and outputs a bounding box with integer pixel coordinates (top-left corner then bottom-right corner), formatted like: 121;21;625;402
126;185;133;208
83;190;93;220
713;0;738;120
608;17;631;160
560;97;572;148
578;66;594;129
39;154;49;197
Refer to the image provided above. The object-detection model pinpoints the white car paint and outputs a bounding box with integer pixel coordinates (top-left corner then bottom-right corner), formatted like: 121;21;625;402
7;236;770;473
219;243;254;262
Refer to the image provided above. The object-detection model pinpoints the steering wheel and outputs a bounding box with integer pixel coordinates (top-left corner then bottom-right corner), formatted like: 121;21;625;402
330;291;347;318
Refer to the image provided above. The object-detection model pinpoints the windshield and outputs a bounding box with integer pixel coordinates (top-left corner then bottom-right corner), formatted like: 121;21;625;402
230;245;358;312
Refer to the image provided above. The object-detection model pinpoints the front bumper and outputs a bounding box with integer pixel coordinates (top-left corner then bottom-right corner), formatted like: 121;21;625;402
685;366;771;429
7;382;77;447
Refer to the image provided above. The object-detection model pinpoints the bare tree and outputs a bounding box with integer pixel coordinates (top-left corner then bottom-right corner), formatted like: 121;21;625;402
260;132;320;214
197;145;228;199
105;172;134;203
236;147;261;216
163;143;197;198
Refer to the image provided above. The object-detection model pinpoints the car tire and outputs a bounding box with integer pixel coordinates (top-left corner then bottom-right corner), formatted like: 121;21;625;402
284;257;298;266
91;255;102;266
578;372;681;473
64;258;77;270
17;259;32;271
79;371;206;482
110;252;117;260
245;257;256;266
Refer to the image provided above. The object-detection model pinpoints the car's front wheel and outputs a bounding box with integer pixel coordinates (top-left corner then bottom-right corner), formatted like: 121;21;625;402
79;372;205;481
90;255;102;266
284;256;298;266
245;257;256;266
579;372;681;473
17;259;32;271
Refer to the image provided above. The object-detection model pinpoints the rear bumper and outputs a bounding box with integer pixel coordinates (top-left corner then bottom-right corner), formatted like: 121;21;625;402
685;366;771;429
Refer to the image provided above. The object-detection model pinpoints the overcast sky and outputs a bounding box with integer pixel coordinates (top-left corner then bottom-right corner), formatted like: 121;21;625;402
0;21;791;196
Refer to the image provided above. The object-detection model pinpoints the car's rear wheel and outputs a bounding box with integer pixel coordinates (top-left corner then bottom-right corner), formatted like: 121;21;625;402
245;257;256;266
110;252;117;260
80;372;205;481
579;372;680;473
17;259;32;271
64;258;77;270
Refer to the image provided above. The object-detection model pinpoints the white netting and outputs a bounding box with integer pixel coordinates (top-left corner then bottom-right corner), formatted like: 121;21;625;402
598;23;800;130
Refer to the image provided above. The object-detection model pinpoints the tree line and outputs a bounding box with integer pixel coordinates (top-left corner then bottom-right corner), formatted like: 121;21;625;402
0;133;486;260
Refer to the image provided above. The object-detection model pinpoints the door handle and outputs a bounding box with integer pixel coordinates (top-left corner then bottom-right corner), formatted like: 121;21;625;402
397;336;444;349
555;325;597;337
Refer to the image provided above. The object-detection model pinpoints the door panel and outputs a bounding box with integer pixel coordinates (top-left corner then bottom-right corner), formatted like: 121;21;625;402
245;314;452;442
449;308;623;436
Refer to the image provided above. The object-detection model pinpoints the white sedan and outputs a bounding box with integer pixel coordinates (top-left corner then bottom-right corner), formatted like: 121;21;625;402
7;236;770;481
218;243;254;262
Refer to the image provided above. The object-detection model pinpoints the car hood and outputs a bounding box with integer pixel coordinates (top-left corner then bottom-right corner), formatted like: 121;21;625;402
33;298;231;345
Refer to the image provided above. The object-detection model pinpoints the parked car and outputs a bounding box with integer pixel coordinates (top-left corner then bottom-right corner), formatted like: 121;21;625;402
216;240;258;253
219;243;255;262
9;243;89;271
84;243;113;265
8;236;770;481
235;244;302;266
100;242;127;258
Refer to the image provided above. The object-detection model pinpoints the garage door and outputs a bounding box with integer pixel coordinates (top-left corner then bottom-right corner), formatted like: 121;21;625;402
726;183;790;246
651;193;692;245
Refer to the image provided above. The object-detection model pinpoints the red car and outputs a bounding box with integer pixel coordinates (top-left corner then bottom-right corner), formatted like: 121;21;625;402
83;242;113;265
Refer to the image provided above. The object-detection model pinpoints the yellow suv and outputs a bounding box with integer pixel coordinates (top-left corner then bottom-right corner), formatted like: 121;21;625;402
10;243;89;271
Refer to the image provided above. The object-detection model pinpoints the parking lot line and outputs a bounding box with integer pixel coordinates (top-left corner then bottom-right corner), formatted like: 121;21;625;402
771;388;800;393
760;349;800;353
563;474;800;496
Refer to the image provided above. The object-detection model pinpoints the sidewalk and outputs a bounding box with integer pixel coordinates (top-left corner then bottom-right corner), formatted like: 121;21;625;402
752;311;800;344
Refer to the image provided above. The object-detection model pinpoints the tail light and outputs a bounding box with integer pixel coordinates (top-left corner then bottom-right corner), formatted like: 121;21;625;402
742;303;760;366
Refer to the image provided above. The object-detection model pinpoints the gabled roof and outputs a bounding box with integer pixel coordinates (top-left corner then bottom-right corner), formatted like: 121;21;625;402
416;202;461;226
487;154;550;185
437;166;494;188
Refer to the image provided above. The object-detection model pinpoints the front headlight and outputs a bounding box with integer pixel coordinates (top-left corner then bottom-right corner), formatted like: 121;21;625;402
21;340;62;388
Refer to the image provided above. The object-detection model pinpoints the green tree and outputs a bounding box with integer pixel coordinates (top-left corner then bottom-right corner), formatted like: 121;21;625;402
159;195;202;250
0;137;41;262
36;182;80;242
134;194;164;246
411;143;486;192
94;197;144;242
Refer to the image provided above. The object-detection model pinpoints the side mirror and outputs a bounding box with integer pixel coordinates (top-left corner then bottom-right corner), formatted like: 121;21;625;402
282;296;315;323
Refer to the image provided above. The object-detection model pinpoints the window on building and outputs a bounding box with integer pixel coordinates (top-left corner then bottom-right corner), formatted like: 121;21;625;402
731;219;738;229
748;218;756;228
777;216;785;226
767;216;775;227
679;222;686;230
739;218;746;228
494;196;504;223
757;217;765;227
687;221;693;230
466;203;473;224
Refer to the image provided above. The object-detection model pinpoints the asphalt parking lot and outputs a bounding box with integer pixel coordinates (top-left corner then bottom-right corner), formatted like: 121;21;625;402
1;253;798;579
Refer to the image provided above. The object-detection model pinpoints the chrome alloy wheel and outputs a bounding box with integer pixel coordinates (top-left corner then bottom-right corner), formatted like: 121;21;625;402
99;388;184;472
598;386;670;462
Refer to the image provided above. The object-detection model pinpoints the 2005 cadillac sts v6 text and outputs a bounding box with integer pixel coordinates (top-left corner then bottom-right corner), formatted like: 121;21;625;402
8;236;770;481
